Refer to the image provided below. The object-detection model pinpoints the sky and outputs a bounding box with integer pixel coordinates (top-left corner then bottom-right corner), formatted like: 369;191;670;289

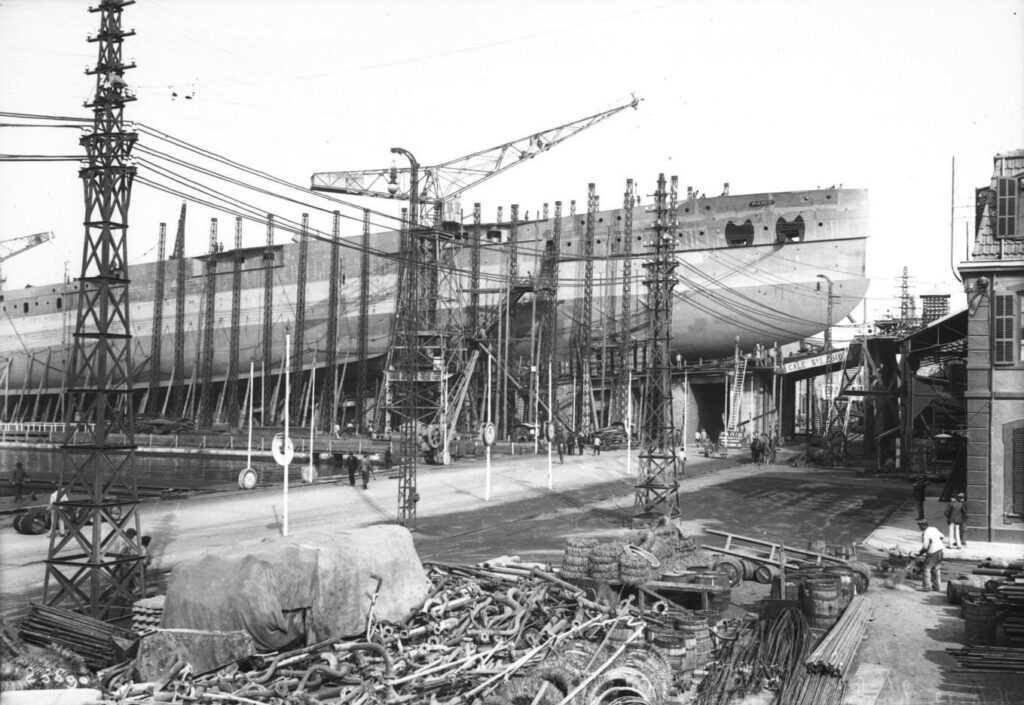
1;0;1022;325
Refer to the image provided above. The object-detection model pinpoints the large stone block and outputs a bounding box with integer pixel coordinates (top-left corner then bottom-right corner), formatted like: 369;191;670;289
136;628;258;680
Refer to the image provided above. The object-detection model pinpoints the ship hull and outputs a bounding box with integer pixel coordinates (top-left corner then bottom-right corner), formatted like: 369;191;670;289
0;187;868;408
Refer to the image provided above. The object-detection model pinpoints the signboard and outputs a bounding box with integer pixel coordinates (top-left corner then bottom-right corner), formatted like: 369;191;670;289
271;433;295;466
780;349;845;375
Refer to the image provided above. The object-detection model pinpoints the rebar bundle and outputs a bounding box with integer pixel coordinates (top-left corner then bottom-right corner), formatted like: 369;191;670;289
804;595;873;677
946;645;1024;673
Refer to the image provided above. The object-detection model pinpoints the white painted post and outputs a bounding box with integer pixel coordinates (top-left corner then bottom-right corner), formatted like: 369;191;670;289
485;354;492;501
283;335;290;536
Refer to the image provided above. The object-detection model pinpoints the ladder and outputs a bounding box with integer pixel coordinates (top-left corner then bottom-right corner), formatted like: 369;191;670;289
722;356;747;448
701;529;849;569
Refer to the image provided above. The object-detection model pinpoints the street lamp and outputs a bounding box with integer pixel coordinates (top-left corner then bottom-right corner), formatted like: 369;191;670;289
816;273;834;434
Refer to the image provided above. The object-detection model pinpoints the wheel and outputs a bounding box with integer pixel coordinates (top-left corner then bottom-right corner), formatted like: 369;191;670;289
238;467;258;490
427;425;443;450
12;513;27;534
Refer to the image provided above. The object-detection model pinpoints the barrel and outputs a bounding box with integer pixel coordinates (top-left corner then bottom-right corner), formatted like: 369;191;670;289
675;615;713;667
755;564;781;584
947;575;988;606
808;539;828;555
803;576;841;629
697;571;732;612
824;566;857;610
695;609;721;626
846;561;872;593
963;597;998;646
770;575;803;602
713;556;745;587
656;637;688;671
740;558;761;581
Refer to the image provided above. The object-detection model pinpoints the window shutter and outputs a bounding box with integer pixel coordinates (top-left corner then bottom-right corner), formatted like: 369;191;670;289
994;294;1015;364
996;177;1019;239
1013;427;1024;515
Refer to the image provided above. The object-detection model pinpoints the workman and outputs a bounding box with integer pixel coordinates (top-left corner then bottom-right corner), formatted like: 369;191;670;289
359;453;372;490
49;486;68;537
912;474;927;521
944;492;967;549
346;453;359;487
593;435;601;455
557;439;564;464
11;462;36;502
916;519;945;592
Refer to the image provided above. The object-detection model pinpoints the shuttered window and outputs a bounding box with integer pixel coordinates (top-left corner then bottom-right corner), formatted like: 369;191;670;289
1013;427;1024;515
994;294;1015;364
996;177;1020;239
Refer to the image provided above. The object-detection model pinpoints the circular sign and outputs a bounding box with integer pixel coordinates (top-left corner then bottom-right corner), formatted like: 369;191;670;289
480;422;496;446
271;433;295;466
546;423;556;442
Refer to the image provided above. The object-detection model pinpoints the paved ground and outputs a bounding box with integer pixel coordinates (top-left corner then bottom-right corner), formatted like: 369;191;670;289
1;445;1022;704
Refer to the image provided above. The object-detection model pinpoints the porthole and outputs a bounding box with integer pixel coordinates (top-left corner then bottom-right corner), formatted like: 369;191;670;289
616;216;622;221
818;222;823;227
826;195;832;200
598;218;604;223
23;303;29;313
699;231;705;236
684;207;690;213
704;205;711;211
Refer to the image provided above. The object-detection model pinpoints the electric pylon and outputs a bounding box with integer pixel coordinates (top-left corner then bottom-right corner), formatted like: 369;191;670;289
43;0;145;620
633;173;682;521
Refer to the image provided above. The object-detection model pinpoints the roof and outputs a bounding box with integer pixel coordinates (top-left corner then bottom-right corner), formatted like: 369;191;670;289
901;308;967;368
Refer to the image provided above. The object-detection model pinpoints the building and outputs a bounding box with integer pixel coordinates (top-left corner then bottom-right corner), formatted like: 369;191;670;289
958;149;1024;543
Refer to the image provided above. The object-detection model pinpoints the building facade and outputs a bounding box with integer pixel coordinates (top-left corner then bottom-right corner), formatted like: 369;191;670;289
959;149;1024;543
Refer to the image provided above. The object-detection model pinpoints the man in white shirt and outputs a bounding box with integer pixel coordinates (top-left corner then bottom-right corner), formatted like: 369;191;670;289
916;519;945;591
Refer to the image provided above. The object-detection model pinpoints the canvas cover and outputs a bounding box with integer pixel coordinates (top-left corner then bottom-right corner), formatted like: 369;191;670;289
161;525;430;650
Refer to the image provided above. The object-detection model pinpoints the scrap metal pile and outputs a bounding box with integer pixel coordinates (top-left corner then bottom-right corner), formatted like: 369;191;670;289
946;556;1024;672
92;560;727;704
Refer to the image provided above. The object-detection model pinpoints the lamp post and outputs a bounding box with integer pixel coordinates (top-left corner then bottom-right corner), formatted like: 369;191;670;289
816;273;834;434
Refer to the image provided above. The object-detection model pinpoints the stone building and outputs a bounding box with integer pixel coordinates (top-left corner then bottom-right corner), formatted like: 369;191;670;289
959;149;1024;543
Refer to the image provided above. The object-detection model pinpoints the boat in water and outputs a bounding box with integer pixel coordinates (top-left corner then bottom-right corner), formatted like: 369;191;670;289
0;186;868;424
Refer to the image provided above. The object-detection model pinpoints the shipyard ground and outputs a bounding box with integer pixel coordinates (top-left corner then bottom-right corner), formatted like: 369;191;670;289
1;446;1022;704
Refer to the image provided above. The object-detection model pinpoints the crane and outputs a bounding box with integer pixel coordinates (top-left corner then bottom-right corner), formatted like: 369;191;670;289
309;95;640;220
0;231;56;289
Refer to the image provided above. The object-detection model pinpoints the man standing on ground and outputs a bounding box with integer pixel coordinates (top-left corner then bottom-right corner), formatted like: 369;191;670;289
346;453;359;487
359;453;372;490
593;435;601;456
11;462;36;502
916;519;945;591
945;492;967;549
912;474;927;521
557;439;564;464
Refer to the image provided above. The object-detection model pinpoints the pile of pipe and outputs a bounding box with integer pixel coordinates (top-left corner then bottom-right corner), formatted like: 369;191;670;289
785;595;873;705
101;559;712;704
0;621;95;692
695;607;814;705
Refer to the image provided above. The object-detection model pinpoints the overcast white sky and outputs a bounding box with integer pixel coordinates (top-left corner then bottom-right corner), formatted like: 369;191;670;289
1;0;1022;322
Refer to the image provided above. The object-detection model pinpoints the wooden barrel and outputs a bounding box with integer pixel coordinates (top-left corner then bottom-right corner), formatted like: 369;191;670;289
696;609;721;626
803;576;841;629
963;597;998;646
675;615;712;668
681;635;698;672
657;638;688;671
824;566;857;611
713;556;745;587
755;564;781;584
696;571;732;613
740;558;761;581
770;575;803;602
947;575;988;606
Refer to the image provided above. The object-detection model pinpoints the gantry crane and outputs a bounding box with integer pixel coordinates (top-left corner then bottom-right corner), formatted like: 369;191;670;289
310;97;640;526
0;231;56;289
310;96;640;221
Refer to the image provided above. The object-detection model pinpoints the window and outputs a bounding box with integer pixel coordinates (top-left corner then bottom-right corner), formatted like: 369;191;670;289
995;176;1021;239
994;294;1015;364
1013;426;1024;516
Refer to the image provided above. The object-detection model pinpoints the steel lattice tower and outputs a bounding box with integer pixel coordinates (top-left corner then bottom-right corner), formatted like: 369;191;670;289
146;222;167;413
43;0;145;619
611;180;635;423
291;214;309;421
261;214;275;424
355;210;370;428
578;185;597;436
633;173;682;521
198;219;218;428
322;211;342;431
540;201;563;387
172;204;187;415
225;217;243;426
